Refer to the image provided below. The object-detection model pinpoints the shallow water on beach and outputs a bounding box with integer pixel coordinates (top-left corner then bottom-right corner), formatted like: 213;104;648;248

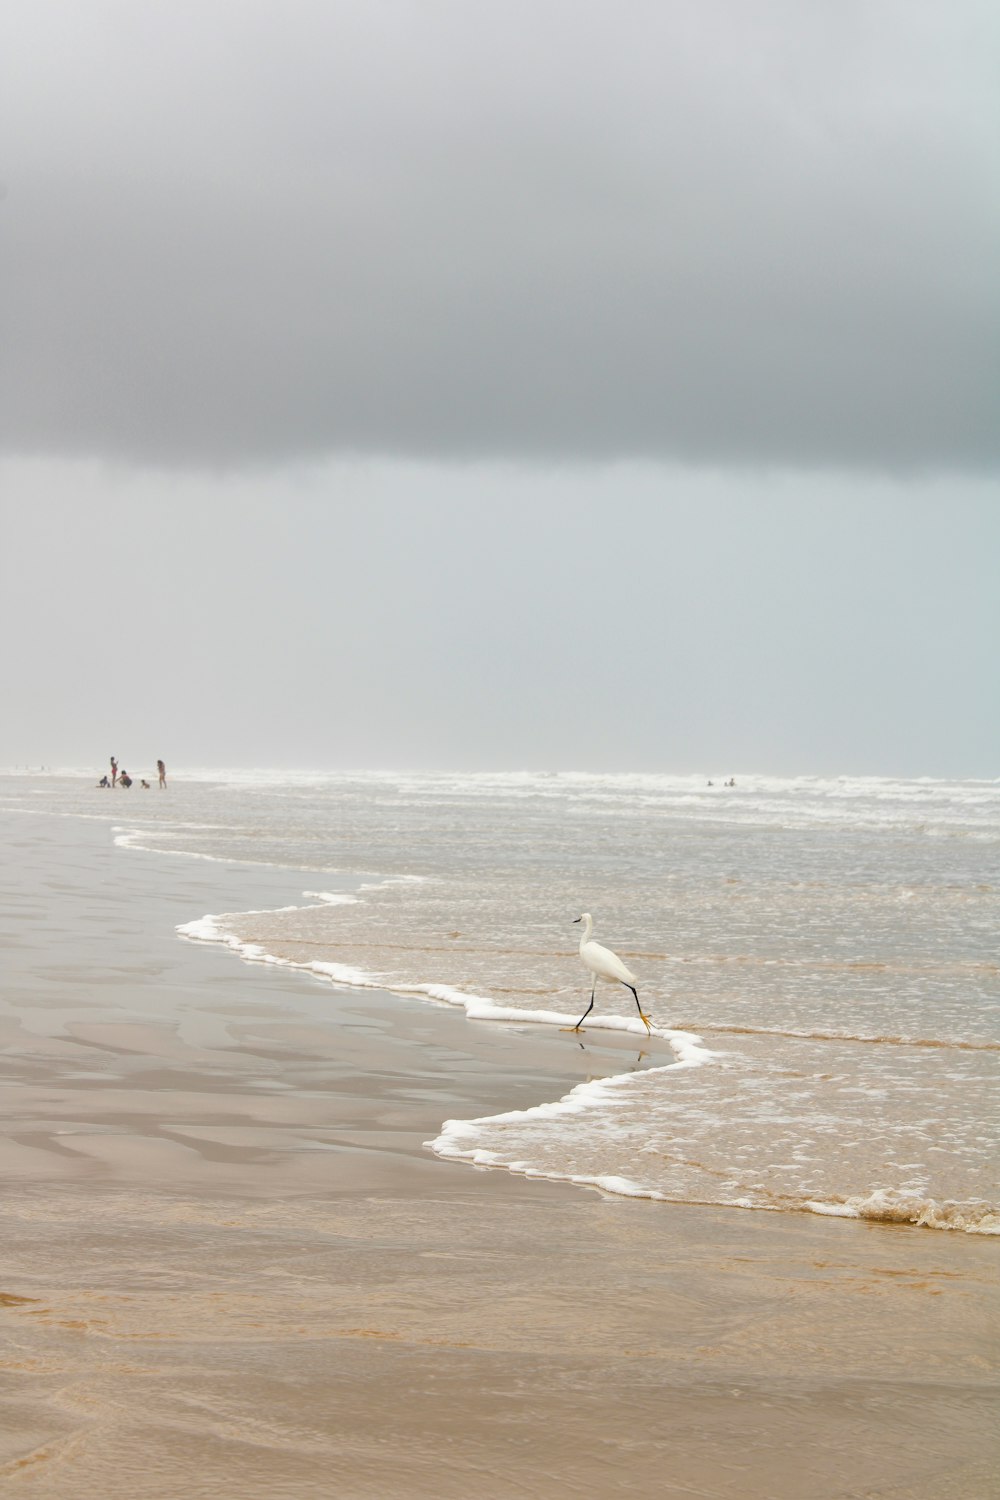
5;768;997;1237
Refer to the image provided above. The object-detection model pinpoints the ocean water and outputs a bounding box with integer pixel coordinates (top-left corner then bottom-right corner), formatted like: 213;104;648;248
5;768;998;1234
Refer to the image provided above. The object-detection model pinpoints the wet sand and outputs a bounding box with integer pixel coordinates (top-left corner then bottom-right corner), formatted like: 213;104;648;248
1;811;997;1497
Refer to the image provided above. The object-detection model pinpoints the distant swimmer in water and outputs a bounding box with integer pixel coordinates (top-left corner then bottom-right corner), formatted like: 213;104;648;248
157;759;167;789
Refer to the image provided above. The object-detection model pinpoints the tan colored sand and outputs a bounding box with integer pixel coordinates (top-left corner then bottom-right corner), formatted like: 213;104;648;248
0;812;997;1499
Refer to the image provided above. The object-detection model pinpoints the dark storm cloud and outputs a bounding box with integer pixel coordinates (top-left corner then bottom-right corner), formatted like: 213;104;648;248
1;0;997;470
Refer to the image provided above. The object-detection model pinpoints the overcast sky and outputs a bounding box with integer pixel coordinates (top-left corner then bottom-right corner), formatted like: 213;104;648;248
1;2;997;775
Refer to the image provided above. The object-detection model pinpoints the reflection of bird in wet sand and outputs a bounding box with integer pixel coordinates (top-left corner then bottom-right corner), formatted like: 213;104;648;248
570;913;651;1034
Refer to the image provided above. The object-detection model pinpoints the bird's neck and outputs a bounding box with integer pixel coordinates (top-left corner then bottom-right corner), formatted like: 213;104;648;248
579;916;593;946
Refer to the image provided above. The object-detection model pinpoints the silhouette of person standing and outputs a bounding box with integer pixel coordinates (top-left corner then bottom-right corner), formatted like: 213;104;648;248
157;759;167;789
110;756;118;788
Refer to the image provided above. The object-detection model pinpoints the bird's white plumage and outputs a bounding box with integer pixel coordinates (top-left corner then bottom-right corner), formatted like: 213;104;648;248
571;913;649;1032
577;913;637;984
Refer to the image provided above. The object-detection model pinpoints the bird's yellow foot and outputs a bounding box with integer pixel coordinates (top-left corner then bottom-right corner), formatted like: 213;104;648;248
640;1014;652;1032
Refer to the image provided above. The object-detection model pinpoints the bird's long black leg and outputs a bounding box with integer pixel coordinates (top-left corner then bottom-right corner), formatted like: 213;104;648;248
626;984;652;1033
572;981;597;1032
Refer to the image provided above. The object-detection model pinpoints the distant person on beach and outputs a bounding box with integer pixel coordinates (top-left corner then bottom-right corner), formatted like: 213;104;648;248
157;759;167;789
119;770;132;788
140;779;150;789
110;756;118;788
97;775;110;788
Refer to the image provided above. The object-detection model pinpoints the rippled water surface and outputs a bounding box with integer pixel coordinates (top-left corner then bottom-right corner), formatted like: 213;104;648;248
6;768;998;1232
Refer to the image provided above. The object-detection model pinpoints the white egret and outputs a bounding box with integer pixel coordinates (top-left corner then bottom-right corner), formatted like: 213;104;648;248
571;913;651;1033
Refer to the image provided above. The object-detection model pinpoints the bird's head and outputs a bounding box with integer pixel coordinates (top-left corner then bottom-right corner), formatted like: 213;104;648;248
573;912;591;925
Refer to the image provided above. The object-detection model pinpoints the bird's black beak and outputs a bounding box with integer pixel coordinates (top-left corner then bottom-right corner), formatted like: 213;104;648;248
572;917;581;924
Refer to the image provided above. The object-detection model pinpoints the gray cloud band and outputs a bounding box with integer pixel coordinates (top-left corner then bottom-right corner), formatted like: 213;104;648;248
1;0;996;471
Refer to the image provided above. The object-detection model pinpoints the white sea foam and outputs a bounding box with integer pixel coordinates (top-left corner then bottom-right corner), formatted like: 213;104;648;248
430;1056;707;1170
425;1136;676;1204
111;825;322;872
806;1189;1000;1235
177;907;714;1054
404;982;712;1052
357;874;427;892
114;826;236;862
70;766;994;1238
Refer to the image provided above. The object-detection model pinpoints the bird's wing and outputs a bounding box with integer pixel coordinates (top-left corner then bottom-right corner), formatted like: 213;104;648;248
583;940;637;985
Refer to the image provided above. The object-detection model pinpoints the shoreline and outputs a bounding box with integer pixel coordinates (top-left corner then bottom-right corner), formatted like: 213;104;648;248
165;825;999;1237
0;809;626;1202
1;806;997;1498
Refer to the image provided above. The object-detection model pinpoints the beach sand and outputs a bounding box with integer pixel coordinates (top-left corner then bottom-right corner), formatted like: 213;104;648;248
0;812;996;1498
